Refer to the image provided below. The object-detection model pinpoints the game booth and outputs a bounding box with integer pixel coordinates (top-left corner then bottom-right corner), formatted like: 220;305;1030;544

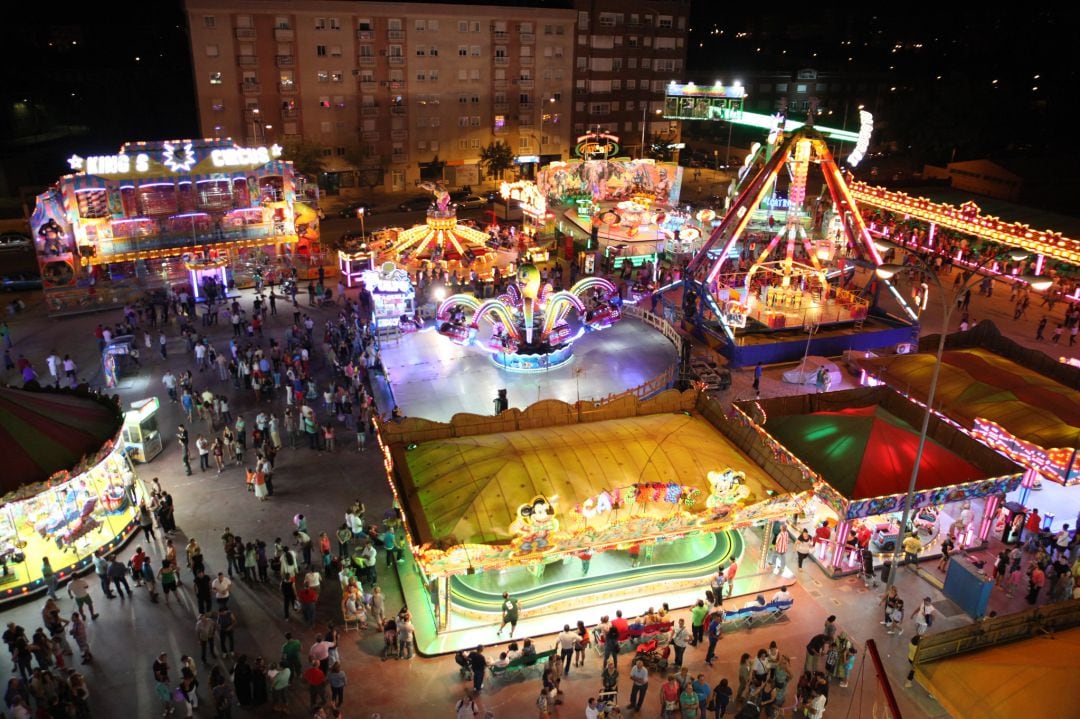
731;387;1023;577
376;389;805;653
0;387;141;604
30;138;319;315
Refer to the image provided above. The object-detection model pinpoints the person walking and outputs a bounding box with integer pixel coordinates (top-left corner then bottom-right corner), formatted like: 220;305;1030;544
196;613;218;662
557;625;577;676
795;529;813;569
40;557;59;600
177;424;192;476
497;592;519;637
671;618;690;668
628;658;649;711
467;646;487;695
106;555;133;598
66;575;99;620
196;435;210;472
703;611;722;666
753;362;763;397
217;605;237;657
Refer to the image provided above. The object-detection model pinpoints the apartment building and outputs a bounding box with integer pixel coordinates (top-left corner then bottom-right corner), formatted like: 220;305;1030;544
571;0;691;157
185;1;575;192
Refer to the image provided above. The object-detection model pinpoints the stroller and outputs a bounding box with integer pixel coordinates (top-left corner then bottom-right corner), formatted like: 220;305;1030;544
635;639;670;673
859;547;878;588
454;651;473;680
381;618;399;661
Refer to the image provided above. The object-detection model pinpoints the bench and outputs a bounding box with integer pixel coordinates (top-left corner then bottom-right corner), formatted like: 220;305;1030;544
489;648;556;682
592;621;675;656
717;598;794;633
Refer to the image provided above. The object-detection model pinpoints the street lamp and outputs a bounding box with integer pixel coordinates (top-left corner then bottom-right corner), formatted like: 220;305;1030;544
640;105;663;159
356;206;366;240
876;248;1051;595
538;96;556;159
251;108;261;143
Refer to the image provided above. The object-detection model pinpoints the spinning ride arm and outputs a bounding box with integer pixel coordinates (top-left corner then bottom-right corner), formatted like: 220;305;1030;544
473;300;523;342
436;294;481;322
542;292;587;340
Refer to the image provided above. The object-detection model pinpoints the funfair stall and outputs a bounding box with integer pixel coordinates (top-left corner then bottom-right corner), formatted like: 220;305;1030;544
377;390;803;652
31;138;319;315
0;388;141;603
732;387;1022;577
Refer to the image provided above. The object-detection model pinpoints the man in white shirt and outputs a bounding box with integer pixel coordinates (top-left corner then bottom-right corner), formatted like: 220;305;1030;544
805;688;827;718
304;569;322;598
584;696;601;719
557;624;578;675
211;572;232;608
771;585;793;605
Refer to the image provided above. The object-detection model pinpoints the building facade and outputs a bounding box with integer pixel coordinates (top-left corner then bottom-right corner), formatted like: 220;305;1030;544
570;0;690;158
185;0;576;193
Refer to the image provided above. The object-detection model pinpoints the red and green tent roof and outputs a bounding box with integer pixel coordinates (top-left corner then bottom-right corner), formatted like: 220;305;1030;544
764;405;988;500
0;387;122;497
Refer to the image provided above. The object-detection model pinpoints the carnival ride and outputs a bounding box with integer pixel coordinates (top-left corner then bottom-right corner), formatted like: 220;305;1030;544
435;263;620;370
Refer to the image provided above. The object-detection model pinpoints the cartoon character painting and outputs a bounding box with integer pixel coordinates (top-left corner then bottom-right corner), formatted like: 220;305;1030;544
510;495;561;555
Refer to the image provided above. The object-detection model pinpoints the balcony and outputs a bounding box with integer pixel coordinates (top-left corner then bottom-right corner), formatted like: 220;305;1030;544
520;33;535;44
242;109;260;121
358;55;375;65
520;56;534;66
494;103;509;113
362;131;380;141
391;152;408;163
388;56;405;65
282;133;302;142
388;80;407;91
281;108;298;120
517;79;534;89
494;56;509;66
356;29;374;40
494;79;508;90
519;103;534;111
391;129;408;141
240;82;260;95
278;82;296;94
493;124;508;134
359;81;377;92
493;31;509;41
273;28;294;41
234;28;256;40
390;105;407;115
237;55;257;67
361;105;379;116
275;55;295;67
388;29;404;40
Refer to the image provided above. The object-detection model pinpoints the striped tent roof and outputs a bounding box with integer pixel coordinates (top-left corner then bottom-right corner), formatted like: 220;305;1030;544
0;387;122;497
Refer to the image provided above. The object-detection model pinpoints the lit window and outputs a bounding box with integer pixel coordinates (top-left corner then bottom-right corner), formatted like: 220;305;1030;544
209;72;223;85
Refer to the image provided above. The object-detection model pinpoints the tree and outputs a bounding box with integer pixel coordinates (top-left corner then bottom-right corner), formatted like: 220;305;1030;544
280;139;326;179
480;141;515;181
342;144;370;170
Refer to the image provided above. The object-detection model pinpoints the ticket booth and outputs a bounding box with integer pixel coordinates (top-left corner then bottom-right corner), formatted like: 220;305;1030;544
122;398;163;463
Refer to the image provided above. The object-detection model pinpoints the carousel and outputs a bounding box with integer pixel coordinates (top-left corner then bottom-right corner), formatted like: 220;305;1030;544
374;184;512;280
0;387;141;603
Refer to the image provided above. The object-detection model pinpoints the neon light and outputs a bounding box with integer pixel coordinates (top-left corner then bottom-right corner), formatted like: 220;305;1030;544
162;141;196;173
210;145;275;168
846;110;874;167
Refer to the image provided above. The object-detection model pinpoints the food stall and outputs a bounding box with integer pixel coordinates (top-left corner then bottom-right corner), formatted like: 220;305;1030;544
732;387;1023;577
0;387;141;603
122;397;163;463
377;389;804;652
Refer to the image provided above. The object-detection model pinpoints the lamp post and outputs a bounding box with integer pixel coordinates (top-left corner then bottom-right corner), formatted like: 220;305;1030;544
875;248;1051;595
356;206;366;240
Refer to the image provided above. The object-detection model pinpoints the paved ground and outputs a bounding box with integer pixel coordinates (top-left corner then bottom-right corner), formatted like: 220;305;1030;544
0;217;1075;718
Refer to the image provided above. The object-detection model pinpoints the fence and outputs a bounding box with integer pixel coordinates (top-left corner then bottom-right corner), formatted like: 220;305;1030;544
914;598;1080;666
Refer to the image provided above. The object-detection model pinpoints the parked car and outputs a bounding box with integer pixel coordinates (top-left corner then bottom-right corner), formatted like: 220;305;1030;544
398;196;432;212
0;233;31;250
337;201;376;218
455;195;487;209
1;272;43;292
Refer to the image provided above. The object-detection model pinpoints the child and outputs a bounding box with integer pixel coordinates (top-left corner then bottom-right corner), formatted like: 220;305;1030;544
886;598;905;635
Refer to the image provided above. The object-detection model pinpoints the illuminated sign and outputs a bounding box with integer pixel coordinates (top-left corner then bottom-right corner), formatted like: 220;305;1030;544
211;144;283;168
68;143;283;176
663;82;746;122
574;132;620;159
846;110;874;167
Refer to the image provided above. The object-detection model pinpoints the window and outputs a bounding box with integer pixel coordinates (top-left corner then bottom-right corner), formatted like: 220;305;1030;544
470;139;480;148
209;72;222;85
429;69;439;81
211;98;224;111
458;45;468;56
317;71;329;83
796;83;807;93
628;58;637;69
599;12;618;27
333;95;345;108
656;59;676;72
520;22;533;33
470;116;480;126
458;94;468;104
627;80;636;90
418;140;427;150
458;139;468;149
458;69;468;81
416;71;426;81
315;17;326;30
494;114;505;128
627;36;639;48
236;15;252;28
320;121;332;133
274;16;290;30
612;79;621;90
319;96;331;108
471;95;480;104
388;45;403;57
590;57;613;72
203;15;216;28
656;37;676;50
589;102;610;115
576;57;587;71
458;21;468;33
388;19;402;30
359;70;374;82
658;15;673;28
641;58;651;69
335;146;346;156
458;116;469;127
416;47;426;56
330;17;340;30
519;137;531;149
428;20;439;32
205;44;219;57
316;45;327;56
430;46;438;56
331;71;344;83
471;22;481;33
359;45;374;58
357;20;372;31
430;116;441;127
578;11;589;29
470;45;481;56
330;45;342;57
519;93;530;104
470;69;480;80
417;117;428;127
414;19;426;32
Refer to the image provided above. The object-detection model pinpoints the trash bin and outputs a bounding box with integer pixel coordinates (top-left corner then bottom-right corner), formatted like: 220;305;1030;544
880;559;892;584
